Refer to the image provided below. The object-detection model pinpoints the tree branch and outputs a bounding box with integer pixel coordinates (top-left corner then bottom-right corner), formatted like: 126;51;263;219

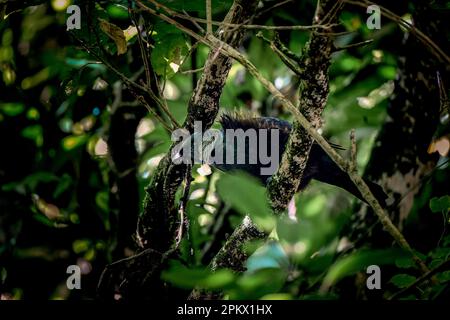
267;0;339;213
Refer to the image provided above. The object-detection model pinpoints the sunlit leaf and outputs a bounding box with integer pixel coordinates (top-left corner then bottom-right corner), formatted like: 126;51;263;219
21;67;51;90
34;195;62;220
150;23;189;77
73;239;90;254
0;102;24;116
98;18;127;55
62;135;88;150
106;4;128;19
260;293;293;300
51;0;71;12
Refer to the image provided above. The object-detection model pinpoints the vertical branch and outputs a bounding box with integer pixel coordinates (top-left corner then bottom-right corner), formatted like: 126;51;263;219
267;0;340;212
128;1;152;88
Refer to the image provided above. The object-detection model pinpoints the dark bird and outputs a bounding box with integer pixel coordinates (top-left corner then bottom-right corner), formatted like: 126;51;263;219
188;113;388;206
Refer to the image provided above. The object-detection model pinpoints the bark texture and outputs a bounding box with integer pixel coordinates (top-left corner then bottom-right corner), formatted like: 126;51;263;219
267;0;341;212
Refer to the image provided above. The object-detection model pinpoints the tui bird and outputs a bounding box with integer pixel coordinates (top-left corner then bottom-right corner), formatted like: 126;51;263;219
186;113;388;206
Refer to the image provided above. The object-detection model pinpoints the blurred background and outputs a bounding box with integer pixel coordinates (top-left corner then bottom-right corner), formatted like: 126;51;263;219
0;0;449;300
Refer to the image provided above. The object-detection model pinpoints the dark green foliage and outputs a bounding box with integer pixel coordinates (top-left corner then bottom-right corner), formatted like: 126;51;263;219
0;0;448;300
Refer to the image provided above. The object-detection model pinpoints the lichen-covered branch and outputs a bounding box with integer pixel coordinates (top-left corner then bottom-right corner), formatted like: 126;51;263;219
209;216;266;272
189;216;266;300
267;0;339;212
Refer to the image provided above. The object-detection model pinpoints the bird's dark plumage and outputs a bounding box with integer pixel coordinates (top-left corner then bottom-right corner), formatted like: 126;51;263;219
214;113;388;206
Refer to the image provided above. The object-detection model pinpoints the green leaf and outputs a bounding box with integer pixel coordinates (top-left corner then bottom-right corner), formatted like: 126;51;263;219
64;58;106;71
378;66;397;80
390;274;416;288
106;4;129;19
62;135;88;151
162;261;235;290
216;171;275;231
150;23;189;78
3;171;60;193
95;191;109;213
73;239;91;254
53;174;72;198
229;268;287;299
436;271;450;282
0;102;24;116
260;293;293;300
323;249;409;287
32;212;54;227
395;256;414;269
429;196;450;213
22;125;43;146
24;172;58;189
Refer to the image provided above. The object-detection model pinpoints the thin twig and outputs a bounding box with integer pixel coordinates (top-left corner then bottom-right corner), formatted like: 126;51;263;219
135;95;173;132
333;39;374;52
343;0;450;65
142;0;334;31
349;129;357;172
388;259;450;300
320;0;344;25
437;71;449;117
128;2;152;89
256;32;303;76
181;67;205;74
255;0;293;18
183;9;205;33
273;32;302;63
206;0;212;35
